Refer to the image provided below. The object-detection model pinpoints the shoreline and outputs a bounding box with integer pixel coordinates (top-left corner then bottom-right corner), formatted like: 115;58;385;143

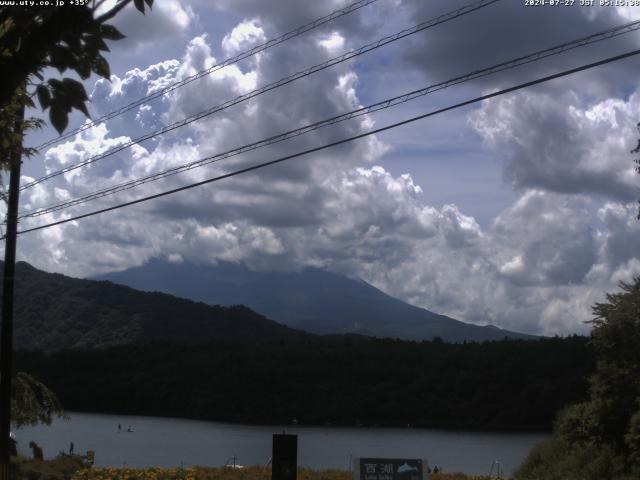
14;459;504;480
55;409;551;435
16;411;545;476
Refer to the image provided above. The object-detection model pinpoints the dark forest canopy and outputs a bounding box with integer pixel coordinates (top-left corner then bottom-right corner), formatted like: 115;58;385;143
16;335;593;431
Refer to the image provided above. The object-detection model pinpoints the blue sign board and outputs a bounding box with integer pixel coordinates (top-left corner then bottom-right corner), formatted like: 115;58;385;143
357;458;426;480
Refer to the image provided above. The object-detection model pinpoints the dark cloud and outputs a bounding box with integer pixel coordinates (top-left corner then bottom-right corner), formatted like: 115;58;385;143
400;0;640;95
107;0;196;51
213;0;380;42
471;90;639;201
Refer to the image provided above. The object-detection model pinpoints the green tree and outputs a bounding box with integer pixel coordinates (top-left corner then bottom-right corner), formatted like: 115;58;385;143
11;372;64;427
517;278;640;479
632;122;640;219
587;278;640;450
626;407;640;473
0;0;154;435
0;0;154;170
0;87;45;202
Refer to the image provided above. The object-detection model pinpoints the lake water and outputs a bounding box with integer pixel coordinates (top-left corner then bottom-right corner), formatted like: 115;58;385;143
16;412;547;476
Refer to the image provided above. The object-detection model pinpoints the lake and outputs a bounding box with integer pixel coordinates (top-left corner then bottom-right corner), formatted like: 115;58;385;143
16;412;547;476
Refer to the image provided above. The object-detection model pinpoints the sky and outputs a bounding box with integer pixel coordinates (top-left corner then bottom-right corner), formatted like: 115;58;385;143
7;0;640;336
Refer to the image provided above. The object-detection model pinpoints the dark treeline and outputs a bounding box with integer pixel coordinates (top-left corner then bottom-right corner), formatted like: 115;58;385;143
16;335;593;431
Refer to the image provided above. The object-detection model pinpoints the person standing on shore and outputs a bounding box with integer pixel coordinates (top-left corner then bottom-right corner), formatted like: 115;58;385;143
69;442;74;455
28;441;43;460
8;433;16;457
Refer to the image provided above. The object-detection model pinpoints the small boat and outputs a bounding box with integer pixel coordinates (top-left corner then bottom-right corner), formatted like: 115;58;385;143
224;455;244;469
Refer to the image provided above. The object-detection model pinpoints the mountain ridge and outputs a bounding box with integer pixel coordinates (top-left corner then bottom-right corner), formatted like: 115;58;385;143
95;258;536;342
1;260;311;351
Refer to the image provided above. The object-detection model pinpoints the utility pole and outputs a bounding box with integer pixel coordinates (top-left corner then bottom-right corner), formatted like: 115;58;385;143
0;100;25;480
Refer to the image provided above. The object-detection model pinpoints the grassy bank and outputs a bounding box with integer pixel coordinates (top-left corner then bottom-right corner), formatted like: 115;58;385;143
70;467;497;480
13;460;500;480
13;455;85;479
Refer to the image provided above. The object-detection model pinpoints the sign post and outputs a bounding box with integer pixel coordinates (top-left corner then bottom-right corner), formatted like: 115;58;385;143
0;99;24;480
354;458;429;480
272;433;297;480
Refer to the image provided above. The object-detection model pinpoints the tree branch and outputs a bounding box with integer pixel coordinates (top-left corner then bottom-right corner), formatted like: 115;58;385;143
95;0;132;24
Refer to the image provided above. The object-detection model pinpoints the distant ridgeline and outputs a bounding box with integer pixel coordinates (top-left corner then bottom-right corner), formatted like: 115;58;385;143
3;260;535;348
94;258;537;342
16;337;593;431
1;261;310;351
4;261;594;430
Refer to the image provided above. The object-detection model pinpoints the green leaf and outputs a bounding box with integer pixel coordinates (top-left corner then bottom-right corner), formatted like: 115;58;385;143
92;54;110;79
61;78;88;101
61;31;81;50
87;34;110;52
48;79;63;90
56;95;73;113
75;101;90;118
76;56;92;79
36;85;51;110
100;24;126;41
49;46;75;72
61;79;91;118
49;104;69;134
133;0;145;13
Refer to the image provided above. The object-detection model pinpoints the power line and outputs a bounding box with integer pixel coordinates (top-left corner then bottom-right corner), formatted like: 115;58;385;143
13;48;640;238
34;0;382;151
19;18;640;219
21;0;500;191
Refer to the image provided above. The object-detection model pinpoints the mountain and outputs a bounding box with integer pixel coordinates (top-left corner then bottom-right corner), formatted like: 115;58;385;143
2;261;310;351
95;258;535;342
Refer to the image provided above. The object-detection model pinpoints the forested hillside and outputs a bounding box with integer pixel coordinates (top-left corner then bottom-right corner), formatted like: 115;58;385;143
5;261;596;431
3;261;309;350
16;336;593;430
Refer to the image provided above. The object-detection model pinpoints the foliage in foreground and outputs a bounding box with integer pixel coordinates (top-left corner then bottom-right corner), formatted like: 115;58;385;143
515;278;640;480
12;372;65;427
13;454;84;480
514;437;629;480
13;459;498;480
69;466;493;480
0;0;153;143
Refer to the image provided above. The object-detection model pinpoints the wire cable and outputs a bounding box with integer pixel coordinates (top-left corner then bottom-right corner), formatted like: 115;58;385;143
21;0;501;191
12;47;640;238
34;0;382;151
19;18;640;219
